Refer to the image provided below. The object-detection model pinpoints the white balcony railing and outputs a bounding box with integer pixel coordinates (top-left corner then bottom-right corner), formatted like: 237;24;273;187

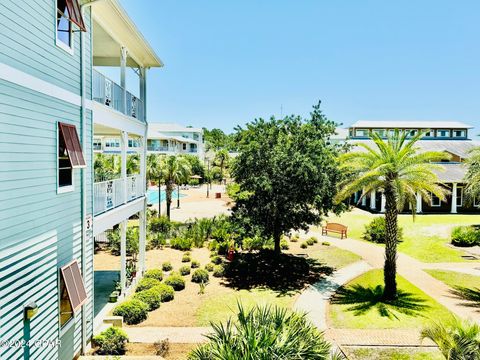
94;175;144;215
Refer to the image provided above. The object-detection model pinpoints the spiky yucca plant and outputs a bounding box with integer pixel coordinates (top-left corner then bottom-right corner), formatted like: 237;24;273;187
336;130;448;299
188;304;334;360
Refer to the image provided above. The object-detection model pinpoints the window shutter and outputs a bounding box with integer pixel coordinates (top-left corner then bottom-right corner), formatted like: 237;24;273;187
60;260;88;313
59;122;86;168
66;0;87;32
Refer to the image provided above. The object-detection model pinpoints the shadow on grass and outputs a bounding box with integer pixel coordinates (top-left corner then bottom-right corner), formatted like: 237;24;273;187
451;286;480;309
330;284;430;320
222;251;334;295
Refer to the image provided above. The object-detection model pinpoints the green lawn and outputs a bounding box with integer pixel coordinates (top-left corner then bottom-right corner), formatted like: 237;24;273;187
425;269;480;289
195;288;296;326
345;347;444;360
307;245;361;270
325;210;479;262
329;269;452;329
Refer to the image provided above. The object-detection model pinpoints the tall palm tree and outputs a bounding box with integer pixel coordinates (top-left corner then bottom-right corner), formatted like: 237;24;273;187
146;153;161;186
464;146;480;204
94;153;117;182
161;155;191;219
214;149;230;181
336;130;448;300
126;154;140;175
421;317;480;359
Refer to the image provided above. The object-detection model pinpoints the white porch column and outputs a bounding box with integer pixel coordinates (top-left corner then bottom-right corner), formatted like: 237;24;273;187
139;201;147;275
370;189;376;210
120;220;127;293
140;136;147;194
121;131;128;204
354;191;359;203
380;193;386;213
140;66;147;122
416;191;423;213
451;183;458;214
120;46;127;114
361;189;367;206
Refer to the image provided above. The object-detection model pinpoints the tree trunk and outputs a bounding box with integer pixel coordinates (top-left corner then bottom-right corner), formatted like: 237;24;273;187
166;182;172;220
383;180;399;300
273;229;281;255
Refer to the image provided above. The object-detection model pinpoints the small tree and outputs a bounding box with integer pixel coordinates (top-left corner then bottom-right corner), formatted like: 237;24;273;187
231;102;343;255
161;155;191;219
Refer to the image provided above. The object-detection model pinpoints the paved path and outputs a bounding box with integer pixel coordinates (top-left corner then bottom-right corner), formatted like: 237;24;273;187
308;230;480;323
294;261;372;330
124;326;210;343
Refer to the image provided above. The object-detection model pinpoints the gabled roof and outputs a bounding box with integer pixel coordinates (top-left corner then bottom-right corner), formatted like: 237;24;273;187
350;121;473;129
148;123;203;134
432;163;467;183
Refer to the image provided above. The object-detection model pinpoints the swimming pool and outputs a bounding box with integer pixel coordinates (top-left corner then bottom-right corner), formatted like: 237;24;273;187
147;188;187;205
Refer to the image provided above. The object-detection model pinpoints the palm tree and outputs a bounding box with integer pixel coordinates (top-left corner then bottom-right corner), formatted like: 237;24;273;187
126;154;140;175
214;149;229;182
336;130;448;300
161;155;191;219
464;146;480;205
94;153;117;182
146;153;161;186
421;316;480;359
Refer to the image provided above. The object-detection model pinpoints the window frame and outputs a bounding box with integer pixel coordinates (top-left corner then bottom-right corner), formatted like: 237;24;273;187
55;0;74;54
57;123;74;194
474;197;480;207
431;193;441;207
436;129;451;138
453;130;466;138
456;186;463;207
355;129;368;137
58;269;74;331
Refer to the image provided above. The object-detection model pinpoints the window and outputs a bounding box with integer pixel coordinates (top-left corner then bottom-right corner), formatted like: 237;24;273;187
93;138;102;151
128;139;140;148
58;122;86;192
431;193;441;207
408;129;418;137
373;129;386;137
105;138;120;148
474;197;480;207
182;143;187;150
437;129;450;138
424;130;433;137
56;0;86;51
453;130;466;138
456;187;463;207
59;260;87;328
355;129;368;137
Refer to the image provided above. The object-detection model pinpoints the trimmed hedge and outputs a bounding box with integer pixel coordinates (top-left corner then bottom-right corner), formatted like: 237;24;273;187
300;242;308;249
162;262;173;271
133;288;162;310
164;273;186;291
113;299;148;325
451;226;480;247
363;217;403;244
92;326;128;355
179;265;191;276
152;284;175;302
191;269;209;283
204;263;215;272
181;254;191;263
191;260;200;268
136;277;161;292
144;269;163;281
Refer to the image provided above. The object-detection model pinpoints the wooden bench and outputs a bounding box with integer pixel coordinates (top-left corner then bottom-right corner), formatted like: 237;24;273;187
322;222;348;239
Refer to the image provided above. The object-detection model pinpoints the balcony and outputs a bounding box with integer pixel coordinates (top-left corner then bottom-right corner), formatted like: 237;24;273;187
94;174;144;216
93;70;145;123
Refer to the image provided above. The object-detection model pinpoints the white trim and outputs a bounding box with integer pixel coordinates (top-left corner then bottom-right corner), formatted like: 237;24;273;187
0;63;94;109
93;197;145;236
474;197;480;207
55;0;74;55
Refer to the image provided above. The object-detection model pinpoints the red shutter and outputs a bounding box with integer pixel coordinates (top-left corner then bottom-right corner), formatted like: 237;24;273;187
59;122;86;168
60;260;88;313
66;0;87;32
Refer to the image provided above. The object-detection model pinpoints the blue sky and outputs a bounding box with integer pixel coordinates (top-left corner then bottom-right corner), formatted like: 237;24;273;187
117;0;480;136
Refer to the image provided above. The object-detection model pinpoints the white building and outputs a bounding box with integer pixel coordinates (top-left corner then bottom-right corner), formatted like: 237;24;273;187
147;122;204;159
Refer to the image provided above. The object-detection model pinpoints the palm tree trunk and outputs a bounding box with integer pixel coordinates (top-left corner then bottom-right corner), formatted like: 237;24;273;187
383;181;398;300
166;181;172;220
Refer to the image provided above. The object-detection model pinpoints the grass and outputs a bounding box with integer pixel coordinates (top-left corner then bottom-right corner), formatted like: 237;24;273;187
325;210;480;262
345;347;444;360
307;245;361;269
329;269;452;329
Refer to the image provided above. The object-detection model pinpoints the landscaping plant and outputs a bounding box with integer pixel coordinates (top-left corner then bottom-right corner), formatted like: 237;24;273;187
133;288;162;310
136;277;162;292
144;268;163;281
113;299;149;325
192;269;210;283
363;217;403;244
212;265;225;278
182;254;191;262
179;265;191;275
451;226;480;247
191;260;200;268
164;272;186;290
152;284;175;302
162;261;173;271
93;326;128;355
205;263;215;272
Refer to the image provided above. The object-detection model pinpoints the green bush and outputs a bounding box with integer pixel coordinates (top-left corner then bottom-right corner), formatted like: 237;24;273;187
144;269;163;281
363;217;403;244
162;262;173;271
300;242;308;249
211;255;223;265
290;234;300;242
113;299;148;325
179;265;191;275
321;241;330;246
181;254;191;263
108;227;139;256
148;233;167;249
205;263;215;272
451;226;480;247
170;236;193;251
191;260;200;268
152;284;175;302
148;216;172;237
136;277;161;292
212;265;225;278
191;269;209;283
133;288;161;310
306;238;315;246
93;326;128;355
309;236;318;244
164;272;186;291
280;238;289;250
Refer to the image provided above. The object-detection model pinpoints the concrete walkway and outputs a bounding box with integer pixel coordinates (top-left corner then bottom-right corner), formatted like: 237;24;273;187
308;230;480;323
124;327;210;344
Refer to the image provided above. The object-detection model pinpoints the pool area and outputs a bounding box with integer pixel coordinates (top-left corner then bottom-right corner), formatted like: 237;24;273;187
147;188;187;205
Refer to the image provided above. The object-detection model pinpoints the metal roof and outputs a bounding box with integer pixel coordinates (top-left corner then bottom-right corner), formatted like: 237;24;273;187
350;121;473;129
432;163;467;183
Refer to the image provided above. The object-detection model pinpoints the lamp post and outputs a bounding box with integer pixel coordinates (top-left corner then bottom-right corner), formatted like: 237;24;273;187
177;184;180;208
206;159;210;198
158;168;162;218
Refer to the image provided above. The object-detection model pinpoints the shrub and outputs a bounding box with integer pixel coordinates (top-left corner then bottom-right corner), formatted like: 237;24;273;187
212;265;225;278
152;284;175;302
192;269;209;283
164;272;186;291
309;236;318;244
162;262;173;271
300;242;308;249
181;254;191;263
148;233;166;249
242;236;274;251
290;234;300;242
154;339;170;357
133;288;161;310
205;263;215;272
108;227;139;256
179;265;191;275
191;260;200;268
321;241;330;246
280;238;289;250
144;269;163;281
136;277;161;292
113;299;148;325
188;305;331;359
148;216;172;237
210;255;222;265
306;238;315;246
170;237;193;251
93;326;128;355
451;226;480;247
363;217;403;244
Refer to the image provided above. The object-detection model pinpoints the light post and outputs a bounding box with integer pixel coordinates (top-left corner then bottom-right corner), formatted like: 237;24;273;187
158;168;162;217
206;159;210;198
177;184;180;208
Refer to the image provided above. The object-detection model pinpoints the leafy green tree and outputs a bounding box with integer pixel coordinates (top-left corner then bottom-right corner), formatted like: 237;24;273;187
203;128;230;151
465;146;480;204
231;102;343;255
214;149;230;180
161;155;191;219
126;154;140;175
182;154;206;180
94;153;118;182
336;130;448;299
146;153;162;185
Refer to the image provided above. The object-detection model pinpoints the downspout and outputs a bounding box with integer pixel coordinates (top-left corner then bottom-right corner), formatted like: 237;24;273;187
80;0;105;354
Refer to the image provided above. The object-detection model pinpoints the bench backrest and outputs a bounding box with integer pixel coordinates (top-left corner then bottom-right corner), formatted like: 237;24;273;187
326;223;347;231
